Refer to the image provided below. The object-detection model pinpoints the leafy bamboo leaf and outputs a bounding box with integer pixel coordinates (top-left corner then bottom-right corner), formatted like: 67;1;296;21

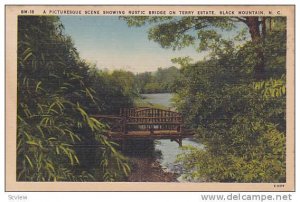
25;155;34;169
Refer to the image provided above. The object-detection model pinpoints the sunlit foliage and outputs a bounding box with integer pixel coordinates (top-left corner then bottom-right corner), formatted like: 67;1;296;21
17;16;131;181
123;16;287;182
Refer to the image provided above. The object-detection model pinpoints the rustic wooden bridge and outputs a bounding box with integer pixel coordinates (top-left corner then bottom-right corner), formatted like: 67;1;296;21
92;107;194;146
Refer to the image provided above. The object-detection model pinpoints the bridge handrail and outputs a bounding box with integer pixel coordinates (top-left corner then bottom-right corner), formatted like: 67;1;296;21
125;116;182;119
93;107;184;133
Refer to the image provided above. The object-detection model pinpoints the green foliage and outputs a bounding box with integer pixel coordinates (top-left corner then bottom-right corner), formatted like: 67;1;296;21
176;80;286;182
87;68;135;114
122;16;234;51
172;17;286;182
135;66;180;93
17;16;131;181
143;82;162;93
122;16;283;80
171;57;193;68
263;17;287;73
253;76;286;99
178;123;285;182
111;70;138;97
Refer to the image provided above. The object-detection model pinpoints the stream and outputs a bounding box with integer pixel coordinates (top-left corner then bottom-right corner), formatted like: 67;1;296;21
142;93;204;182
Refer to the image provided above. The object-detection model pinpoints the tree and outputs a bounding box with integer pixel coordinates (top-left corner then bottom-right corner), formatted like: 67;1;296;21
135;71;153;93
122;16;269;79
111;70;138;97
134;66;180;93
17;16;131;181
172;17;286;182
88;68;135;114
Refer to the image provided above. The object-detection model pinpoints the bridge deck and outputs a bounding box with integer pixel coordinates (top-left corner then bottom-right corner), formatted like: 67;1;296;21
108;130;194;140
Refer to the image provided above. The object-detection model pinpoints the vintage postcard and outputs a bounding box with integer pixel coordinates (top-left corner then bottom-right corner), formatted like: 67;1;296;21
5;5;295;191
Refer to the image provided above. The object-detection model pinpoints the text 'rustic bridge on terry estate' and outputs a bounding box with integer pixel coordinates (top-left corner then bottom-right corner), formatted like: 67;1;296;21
93;107;194;146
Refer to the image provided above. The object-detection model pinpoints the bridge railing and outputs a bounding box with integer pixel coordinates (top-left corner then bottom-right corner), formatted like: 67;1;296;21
120;107;183;133
93;107;184;134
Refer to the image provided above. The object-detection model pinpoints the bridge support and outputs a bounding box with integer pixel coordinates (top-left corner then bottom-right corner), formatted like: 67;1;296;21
171;138;182;147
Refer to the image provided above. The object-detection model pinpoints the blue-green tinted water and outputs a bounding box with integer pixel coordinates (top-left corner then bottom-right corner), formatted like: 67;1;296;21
142;93;174;107
142;93;204;181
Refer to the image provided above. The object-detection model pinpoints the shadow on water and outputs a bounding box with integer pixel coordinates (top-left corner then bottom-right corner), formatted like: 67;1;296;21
117;139;178;182
121;139;159;157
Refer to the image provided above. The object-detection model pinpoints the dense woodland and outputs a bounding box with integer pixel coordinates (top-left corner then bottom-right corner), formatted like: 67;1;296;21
17;16;132;181
17;16;286;182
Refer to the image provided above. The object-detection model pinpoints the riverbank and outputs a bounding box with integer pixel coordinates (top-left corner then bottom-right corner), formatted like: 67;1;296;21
127;157;178;182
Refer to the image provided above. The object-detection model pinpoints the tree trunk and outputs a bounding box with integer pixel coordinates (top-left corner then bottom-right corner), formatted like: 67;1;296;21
245;17;265;80
262;17;266;39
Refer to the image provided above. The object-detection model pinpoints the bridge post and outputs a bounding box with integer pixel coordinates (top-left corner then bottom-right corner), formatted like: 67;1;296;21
123;117;127;134
171;138;182;147
179;138;182;147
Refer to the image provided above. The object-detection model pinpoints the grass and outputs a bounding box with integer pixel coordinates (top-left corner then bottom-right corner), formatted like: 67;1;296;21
134;97;168;110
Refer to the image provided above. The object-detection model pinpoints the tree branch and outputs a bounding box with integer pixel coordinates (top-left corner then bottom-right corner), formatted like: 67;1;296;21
232;17;248;23
177;23;209;35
